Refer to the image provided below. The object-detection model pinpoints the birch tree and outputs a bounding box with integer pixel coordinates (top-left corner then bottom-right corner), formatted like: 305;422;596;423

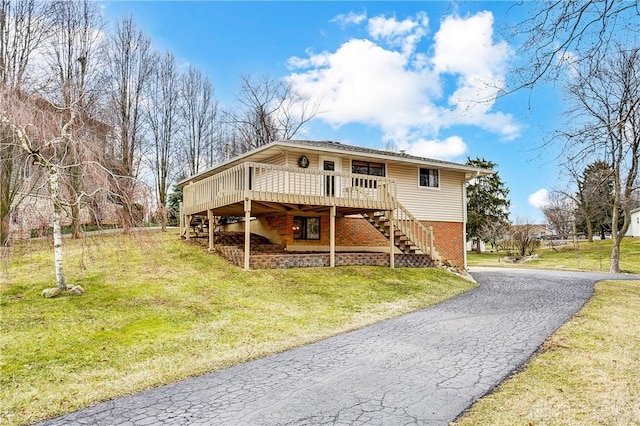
1;90;73;290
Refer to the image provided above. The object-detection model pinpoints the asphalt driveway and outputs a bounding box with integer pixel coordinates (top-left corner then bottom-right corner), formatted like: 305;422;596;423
36;268;640;426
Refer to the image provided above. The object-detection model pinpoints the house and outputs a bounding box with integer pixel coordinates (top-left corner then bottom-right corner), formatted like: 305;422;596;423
178;140;492;270
627;207;640;237
3;90;125;240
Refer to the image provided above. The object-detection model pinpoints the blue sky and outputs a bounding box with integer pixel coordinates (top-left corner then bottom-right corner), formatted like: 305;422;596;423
101;1;566;222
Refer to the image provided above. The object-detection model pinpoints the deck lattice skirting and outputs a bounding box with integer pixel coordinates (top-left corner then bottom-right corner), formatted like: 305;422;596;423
216;245;434;269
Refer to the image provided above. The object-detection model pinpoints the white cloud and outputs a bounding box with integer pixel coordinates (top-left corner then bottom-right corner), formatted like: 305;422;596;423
432;12;509;76
403;135;468;160
331;11;367;27
288;10;520;160
528;189;550;209
367;12;428;55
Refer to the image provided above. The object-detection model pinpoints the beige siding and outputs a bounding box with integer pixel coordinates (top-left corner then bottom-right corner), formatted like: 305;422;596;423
387;163;465;222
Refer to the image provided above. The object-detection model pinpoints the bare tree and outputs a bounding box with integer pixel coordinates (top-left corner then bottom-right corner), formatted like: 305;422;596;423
477;220;509;262
510;1;639;91
561;46;640;273
101;16;154;231
0;0;46;88
224;74;318;155
179;64;217;175
542;191;575;239
146;51;179;231
0;0;46;246
1;90;70;290
505;219;541;259
42;0;104;239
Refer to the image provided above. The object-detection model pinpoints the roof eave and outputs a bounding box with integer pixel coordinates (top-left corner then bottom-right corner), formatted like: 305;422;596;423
179;140;495;186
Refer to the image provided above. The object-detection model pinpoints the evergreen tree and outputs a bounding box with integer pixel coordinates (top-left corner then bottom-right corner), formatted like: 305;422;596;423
466;157;511;253
575;161;614;241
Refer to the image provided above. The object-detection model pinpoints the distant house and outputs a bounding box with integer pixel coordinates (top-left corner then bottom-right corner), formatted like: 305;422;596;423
178;140;491;270
5;91;123;239
627;208;640;237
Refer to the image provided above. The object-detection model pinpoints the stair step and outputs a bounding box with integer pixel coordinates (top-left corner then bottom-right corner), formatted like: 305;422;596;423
365;208;434;260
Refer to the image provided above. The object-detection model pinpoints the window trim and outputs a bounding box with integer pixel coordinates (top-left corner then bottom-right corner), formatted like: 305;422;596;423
350;159;386;177
418;167;440;189
293;216;321;240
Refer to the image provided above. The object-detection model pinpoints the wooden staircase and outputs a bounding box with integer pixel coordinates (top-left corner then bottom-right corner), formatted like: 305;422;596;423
363;202;440;261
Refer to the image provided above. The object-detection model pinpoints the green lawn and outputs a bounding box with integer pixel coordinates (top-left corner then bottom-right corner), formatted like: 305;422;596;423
454;279;640;425
457;236;640;425
0;230;475;426
467;237;640;274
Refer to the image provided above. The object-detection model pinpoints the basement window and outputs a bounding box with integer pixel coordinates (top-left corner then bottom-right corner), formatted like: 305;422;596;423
419;168;439;188
293;217;320;240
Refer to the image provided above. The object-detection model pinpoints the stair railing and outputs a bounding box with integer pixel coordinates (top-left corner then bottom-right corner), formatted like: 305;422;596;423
373;184;435;259
391;202;435;259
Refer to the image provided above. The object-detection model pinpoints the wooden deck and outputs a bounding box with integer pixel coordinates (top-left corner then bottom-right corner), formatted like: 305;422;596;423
181;162;398;216
180;162;436;270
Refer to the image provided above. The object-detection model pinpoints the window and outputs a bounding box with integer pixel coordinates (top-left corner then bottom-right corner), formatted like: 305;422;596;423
293;217;320;240
419;168;439;188
352;160;385;188
351;160;385;176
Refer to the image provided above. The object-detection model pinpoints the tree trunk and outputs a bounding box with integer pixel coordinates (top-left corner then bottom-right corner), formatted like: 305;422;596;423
71;202;82;239
586;219;594;242
609;233;621;273
120;177;135;233
0;211;10;247
159;203;167;232
48;164;67;290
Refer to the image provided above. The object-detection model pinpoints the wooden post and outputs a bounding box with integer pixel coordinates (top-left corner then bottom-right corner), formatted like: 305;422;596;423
389;209;395;268
208;209;214;251
244;199;251;271
330;206;336;267
179;202;183;237
429;225;435;260
185;215;191;240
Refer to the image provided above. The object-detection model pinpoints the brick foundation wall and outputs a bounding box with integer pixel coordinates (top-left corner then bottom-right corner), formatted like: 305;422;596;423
335;216;389;247
420;220;465;267
263;214;388;248
260;214;465;267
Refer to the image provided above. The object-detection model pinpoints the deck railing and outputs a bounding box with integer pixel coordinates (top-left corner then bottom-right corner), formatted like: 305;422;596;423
182;162;397;215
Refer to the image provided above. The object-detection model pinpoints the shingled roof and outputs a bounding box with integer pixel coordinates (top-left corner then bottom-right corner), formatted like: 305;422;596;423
179;139;491;186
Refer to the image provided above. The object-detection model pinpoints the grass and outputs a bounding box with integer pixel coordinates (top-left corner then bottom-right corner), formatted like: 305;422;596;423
458;237;640;425
453;279;640;426
467;237;640;274
0;230;475;426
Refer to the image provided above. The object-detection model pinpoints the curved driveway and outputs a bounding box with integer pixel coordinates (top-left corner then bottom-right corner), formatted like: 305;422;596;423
37;268;639;426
